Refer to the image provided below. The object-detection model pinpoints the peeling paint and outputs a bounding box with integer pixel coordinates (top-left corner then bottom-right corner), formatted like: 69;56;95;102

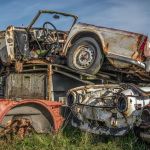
67;84;150;136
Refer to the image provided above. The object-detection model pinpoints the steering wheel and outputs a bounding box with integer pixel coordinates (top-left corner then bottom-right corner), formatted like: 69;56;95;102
43;21;59;49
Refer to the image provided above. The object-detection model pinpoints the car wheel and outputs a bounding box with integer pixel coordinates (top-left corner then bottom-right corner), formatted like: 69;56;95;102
67;37;103;75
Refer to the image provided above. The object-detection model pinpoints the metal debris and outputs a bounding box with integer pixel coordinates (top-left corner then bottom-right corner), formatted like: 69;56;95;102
0;118;32;139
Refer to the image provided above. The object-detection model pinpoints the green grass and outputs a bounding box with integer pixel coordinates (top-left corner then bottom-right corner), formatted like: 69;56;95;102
0;126;148;150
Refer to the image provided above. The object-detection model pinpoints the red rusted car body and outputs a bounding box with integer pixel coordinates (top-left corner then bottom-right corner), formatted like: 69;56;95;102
0;99;63;132
0;99;64;134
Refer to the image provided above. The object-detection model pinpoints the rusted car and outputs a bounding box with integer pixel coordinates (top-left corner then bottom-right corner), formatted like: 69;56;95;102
67;84;150;136
0;10;150;80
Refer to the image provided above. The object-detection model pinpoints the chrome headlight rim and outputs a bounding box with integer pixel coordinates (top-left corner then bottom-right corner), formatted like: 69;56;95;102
67;91;76;107
117;93;128;113
141;107;150;123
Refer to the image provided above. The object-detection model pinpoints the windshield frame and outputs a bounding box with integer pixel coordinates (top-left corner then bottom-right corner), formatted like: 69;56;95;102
27;10;78;32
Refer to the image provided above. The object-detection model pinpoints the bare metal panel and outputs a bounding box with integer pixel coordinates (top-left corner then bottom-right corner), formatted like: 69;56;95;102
52;73;87;101
5;72;88;101
5;73;46;99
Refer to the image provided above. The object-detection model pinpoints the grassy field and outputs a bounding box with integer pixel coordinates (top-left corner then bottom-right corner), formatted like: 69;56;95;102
0;126;149;150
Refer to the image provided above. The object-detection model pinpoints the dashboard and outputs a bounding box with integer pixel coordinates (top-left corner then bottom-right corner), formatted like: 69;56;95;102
11;27;68;61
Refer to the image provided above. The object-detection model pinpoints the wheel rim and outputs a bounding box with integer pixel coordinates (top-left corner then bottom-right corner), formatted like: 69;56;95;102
73;43;96;70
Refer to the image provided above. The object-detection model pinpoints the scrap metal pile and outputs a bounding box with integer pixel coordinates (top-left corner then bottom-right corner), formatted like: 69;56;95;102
0;10;150;142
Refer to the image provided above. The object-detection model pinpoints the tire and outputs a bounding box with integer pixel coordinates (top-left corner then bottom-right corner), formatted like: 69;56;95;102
67;37;103;75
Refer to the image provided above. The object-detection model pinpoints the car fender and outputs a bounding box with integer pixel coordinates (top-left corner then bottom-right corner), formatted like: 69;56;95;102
0;99;64;132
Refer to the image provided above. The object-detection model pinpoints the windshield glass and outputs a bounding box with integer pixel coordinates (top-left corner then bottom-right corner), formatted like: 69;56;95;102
28;11;77;31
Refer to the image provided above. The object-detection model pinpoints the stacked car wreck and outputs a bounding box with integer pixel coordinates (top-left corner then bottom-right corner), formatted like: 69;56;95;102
67;84;150;136
0;10;150;142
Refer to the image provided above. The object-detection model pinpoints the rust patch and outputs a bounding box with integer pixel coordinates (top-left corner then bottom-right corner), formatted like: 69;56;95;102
104;43;109;53
47;65;53;101
0;118;32;139
15;61;23;72
26;59;48;64
131;51;139;60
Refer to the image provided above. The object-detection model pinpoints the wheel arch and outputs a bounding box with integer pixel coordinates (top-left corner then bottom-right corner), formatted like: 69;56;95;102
0;100;62;133
63;31;105;56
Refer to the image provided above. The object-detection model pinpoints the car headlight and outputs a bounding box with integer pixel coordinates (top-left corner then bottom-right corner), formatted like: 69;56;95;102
67;92;76;106
117;94;128;112
141;107;150;123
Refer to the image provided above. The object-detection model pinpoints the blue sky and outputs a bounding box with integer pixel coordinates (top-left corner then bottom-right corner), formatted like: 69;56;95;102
0;0;149;35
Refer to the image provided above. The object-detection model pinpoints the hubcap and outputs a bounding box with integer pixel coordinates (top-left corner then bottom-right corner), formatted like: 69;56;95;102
73;44;95;69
